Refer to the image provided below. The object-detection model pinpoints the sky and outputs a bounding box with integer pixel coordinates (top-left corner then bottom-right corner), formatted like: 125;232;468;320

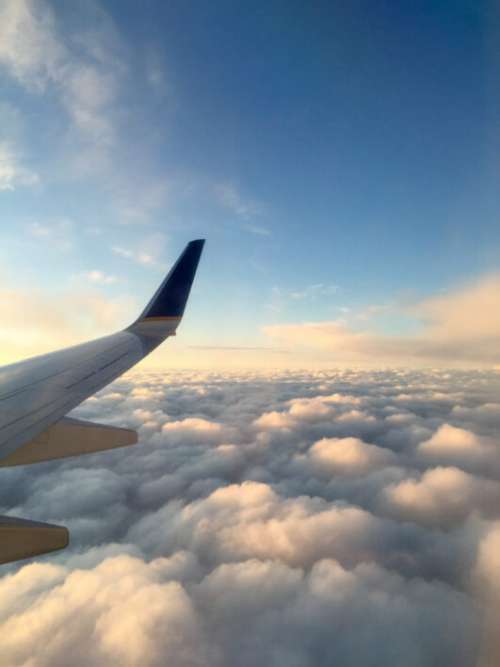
3;6;500;666
1;0;500;368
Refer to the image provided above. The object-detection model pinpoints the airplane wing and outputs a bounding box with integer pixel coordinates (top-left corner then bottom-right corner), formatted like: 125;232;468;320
0;239;205;564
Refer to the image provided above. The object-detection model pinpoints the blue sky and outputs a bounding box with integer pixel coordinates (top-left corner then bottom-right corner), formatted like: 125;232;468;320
1;0;499;367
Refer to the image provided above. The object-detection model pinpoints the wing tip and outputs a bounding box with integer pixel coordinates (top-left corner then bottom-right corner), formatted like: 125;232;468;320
136;238;205;322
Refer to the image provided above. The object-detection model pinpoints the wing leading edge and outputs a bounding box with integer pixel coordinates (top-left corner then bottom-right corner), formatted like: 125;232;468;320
0;239;205;564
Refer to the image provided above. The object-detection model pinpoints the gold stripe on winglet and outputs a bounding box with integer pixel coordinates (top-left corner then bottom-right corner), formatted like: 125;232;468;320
143;316;182;322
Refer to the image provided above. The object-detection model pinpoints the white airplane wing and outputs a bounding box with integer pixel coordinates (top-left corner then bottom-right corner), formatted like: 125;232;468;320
0;239;205;564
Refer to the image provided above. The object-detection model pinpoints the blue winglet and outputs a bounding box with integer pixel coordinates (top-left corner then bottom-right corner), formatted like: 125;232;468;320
136;239;205;322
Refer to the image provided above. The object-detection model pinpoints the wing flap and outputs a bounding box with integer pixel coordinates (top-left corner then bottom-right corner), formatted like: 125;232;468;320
0;516;69;565
0;417;138;467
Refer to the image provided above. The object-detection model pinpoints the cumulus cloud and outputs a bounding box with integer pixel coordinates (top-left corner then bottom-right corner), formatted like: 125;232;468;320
253;392;366;433
416;423;500;480
156;417;229;446
0;555;204;667
1;369;499;665
472;522;500;667
129;481;393;571
419;423;488;460
383;466;500;528
303;436;396;477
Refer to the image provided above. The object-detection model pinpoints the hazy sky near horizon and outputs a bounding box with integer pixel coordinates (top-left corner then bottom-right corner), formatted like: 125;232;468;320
1;0;500;368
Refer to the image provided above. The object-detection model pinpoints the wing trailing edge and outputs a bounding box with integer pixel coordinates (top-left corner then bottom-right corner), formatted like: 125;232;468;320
0;516;68;565
0;417;138;467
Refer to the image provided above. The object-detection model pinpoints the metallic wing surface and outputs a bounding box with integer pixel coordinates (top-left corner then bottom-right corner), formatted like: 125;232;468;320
0;239;205;564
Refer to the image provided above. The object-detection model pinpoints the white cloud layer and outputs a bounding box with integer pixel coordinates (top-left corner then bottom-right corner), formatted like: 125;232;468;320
1;368;500;665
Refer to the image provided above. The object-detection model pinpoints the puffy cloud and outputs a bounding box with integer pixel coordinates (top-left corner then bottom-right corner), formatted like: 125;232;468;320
418;423;489;462
157;417;228;446
416;423;500;480
472;522;500;667
336;409;376;424
322;393;362;405
1;369;500;665
0;555;205;667
383;466;500;528
254;410;294;430
450;402;500;439
0;550;478;667
128;481;388;570
303;436;396;477
253;392;369;435
288;396;335;420
195;557;476;667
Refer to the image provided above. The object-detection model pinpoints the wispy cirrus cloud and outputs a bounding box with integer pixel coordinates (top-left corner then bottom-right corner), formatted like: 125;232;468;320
214;182;271;235
0;142;39;191
266;283;340;314
214;182;261;219
111;233;168;271
0;0;173;227
114;181;170;225
0;0;121;149
26;219;74;251
77;271;118;286
241;223;271;236
288;283;339;300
